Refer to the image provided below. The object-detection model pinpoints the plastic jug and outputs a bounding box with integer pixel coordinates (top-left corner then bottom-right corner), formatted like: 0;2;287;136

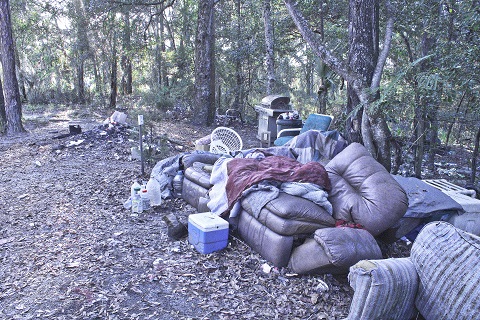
146;177;162;206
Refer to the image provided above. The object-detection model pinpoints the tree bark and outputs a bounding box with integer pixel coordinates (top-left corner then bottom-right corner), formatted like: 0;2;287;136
471;124;480;185
263;0;276;95
284;0;394;170
193;0;216;126
0;76;6;132
121;10;133;95
0;0;25;135
233;0;244;112
317;3;327;114
73;0;89;104
109;31;118;109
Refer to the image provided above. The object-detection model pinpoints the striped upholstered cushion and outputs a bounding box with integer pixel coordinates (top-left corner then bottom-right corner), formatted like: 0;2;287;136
346;258;418;320
412;221;480;320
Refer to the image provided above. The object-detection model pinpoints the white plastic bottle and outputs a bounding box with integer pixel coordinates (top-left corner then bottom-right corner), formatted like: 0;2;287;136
141;188;151;211
172;170;184;198
131;181;142;198
146;177;162;206
131;187;143;213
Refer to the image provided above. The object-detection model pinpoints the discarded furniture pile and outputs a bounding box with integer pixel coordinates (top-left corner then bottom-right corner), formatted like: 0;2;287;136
148;109;480;317
151;129;416;274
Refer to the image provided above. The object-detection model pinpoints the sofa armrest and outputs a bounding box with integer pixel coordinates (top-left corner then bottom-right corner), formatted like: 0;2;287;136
345;258;419;320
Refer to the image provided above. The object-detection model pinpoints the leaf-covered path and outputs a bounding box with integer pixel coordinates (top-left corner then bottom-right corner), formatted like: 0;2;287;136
0;113;356;319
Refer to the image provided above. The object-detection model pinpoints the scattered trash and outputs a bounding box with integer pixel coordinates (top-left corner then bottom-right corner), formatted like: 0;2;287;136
104;111;127;125
35;161;42;167
67;139;85;147
261;263;272;274
316;279;330;292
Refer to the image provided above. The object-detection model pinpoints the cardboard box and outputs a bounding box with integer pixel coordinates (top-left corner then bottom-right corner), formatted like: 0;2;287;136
188;212;229;254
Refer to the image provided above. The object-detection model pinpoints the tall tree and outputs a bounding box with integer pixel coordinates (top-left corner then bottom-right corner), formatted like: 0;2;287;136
109;30;118;109
194;0;216;126
0;0;25;135
121;9;133;95
263;0;276;95
72;0;90;104
284;0;394;170
0;76;6;131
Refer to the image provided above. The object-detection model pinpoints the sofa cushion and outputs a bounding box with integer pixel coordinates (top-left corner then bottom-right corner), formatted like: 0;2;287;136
241;192;335;236
412;221;480;320
325;143;408;236
346;258;419;320
288;227;382;274
184;163;213;189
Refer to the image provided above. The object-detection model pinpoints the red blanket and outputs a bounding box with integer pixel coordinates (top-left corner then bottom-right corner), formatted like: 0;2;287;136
226;156;331;209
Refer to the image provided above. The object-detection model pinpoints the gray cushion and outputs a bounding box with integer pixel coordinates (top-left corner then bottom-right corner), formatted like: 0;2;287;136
412;221;480;320
288;227;382;274
326;143;408;236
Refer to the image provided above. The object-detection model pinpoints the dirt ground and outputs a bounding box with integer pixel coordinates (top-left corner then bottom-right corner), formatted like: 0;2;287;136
0;107;459;319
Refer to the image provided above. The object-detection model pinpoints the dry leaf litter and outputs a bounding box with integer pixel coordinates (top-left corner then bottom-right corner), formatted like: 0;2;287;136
0;109;416;319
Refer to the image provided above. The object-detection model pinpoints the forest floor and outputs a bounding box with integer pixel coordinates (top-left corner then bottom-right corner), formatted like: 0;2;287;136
0;105;475;319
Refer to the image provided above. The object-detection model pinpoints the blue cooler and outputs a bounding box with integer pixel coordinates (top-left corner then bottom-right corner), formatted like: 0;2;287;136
188;212;229;254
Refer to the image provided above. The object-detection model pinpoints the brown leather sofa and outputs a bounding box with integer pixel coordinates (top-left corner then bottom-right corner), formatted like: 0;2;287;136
182;143;408;274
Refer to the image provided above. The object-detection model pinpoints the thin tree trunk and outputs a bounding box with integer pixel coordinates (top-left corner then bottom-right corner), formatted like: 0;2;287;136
0;76;6;131
446;91;466;146
471;125;480;185
317;3;327;114
233;0;243;111
109;31;118;109
122;10;133;95
193;0;216;126
77;61;85;104
263;0;275;95
0;0;25;135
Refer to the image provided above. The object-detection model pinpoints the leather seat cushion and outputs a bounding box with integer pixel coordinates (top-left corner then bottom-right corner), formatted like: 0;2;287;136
288;226;382;274
242;193;335;236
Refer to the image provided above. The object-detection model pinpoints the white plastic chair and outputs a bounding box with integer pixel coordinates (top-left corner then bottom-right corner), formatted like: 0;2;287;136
209;127;243;154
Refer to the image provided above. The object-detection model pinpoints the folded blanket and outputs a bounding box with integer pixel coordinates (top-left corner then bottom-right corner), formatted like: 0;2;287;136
226;156;331;211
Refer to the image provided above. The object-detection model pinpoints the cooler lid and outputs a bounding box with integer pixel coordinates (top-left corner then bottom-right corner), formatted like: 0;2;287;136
188;212;229;231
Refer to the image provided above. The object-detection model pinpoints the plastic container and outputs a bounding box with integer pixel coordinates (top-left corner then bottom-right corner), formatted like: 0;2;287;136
131;181;142;198
146;177;162;206
188;212;229;254
141;188;151;211
131;187;142;213
173;170;184;198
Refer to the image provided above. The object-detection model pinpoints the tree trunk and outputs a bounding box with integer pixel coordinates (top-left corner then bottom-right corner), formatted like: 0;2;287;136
445;91;466;146
77;61;85;104
121;10;133;95
72;0;89;104
284;0;394;169
0;76;6;132
317;3;327;114
0;0;25;135
14;48;27;102
263;0;276;95
193;0;216;126
233;0;244;111
471;124;480;185
109;31;118;109
345;0;377;144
